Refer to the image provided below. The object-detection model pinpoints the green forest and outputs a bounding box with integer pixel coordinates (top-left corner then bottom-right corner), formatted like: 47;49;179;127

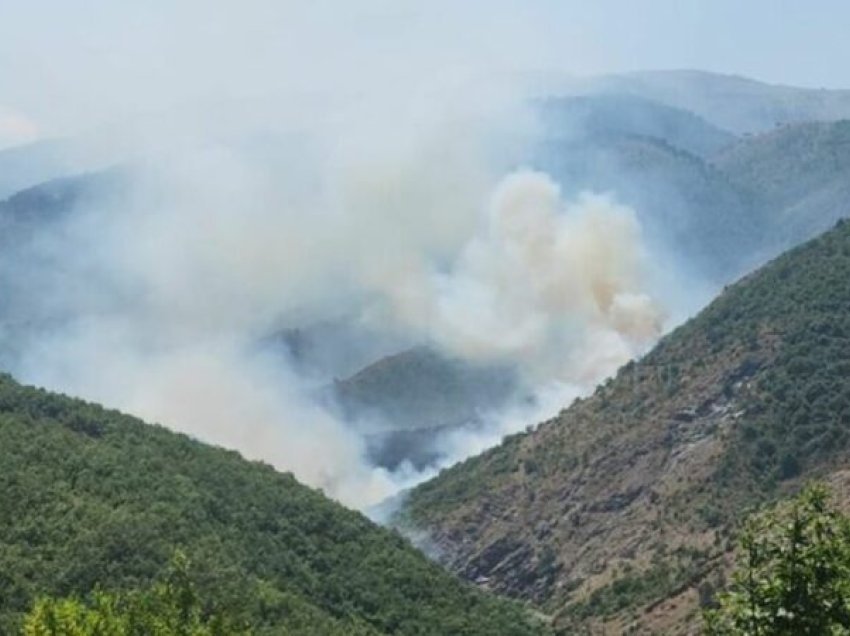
0;373;547;635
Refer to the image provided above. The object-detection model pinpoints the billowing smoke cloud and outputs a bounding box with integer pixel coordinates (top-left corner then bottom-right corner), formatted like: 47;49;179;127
1;4;670;511
10;127;663;510
383;170;663;383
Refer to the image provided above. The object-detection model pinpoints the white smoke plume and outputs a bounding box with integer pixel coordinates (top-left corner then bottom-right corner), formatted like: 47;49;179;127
1;3;669;510
12;141;663;509
386;170;663;382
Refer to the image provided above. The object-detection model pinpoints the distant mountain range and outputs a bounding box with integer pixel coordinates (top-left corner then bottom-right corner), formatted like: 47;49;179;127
716;119;850;244
537;92;850;283
552;69;850;134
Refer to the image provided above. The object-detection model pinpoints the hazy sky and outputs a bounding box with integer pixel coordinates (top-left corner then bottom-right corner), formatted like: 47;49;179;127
1;0;848;146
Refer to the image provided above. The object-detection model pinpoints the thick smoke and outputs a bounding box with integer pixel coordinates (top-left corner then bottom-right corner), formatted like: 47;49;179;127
11;120;664;509
389;170;663;382
1;4;670;510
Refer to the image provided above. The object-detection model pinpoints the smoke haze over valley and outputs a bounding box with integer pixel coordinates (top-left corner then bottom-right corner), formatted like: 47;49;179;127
0;101;673;508
3;1;850;513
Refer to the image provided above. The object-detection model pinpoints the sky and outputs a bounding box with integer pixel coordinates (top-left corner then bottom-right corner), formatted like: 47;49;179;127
0;0;848;146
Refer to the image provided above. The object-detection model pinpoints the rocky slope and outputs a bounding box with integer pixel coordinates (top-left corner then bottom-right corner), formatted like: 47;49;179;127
397;218;850;634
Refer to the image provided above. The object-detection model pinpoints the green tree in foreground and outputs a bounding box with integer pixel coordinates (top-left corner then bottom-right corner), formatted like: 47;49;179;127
22;553;246;636
704;484;850;635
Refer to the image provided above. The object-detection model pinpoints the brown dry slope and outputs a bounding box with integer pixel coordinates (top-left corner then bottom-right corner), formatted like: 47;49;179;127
397;218;850;634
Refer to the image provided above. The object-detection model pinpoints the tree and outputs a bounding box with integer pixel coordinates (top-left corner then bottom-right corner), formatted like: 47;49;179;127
23;593;126;636
22;553;247;636
704;484;850;635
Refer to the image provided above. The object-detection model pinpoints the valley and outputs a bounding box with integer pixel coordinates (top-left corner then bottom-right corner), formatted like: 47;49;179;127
2;51;850;635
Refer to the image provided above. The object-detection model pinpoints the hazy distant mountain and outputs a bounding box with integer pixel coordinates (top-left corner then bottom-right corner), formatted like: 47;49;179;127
398;217;850;634
537;95;850;285
0;171;127;367
0;138;114;199
329;346;520;470
567;69;850;134
0;170;122;231
537;93;735;156
535;130;761;283
715;119;850;243
266;320;415;385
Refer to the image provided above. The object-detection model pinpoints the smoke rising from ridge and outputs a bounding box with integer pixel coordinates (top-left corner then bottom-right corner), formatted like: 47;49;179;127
9;125;664;509
0;3;676;510
393;170;663;383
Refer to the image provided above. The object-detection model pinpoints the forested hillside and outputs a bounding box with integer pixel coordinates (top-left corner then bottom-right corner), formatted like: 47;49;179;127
398;218;850;633
0;373;547;635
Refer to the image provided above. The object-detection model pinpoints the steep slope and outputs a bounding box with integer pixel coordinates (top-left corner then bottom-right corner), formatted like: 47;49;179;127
0;374;547;635
397;218;850;634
